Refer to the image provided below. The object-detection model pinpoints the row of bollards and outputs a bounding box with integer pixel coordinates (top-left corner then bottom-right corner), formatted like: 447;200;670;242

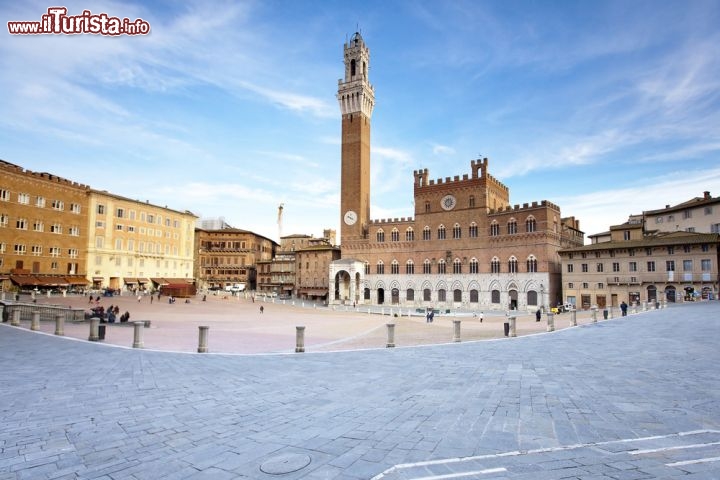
6;300;664;353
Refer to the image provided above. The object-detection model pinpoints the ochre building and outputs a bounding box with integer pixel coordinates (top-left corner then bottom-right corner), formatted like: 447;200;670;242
329;34;584;311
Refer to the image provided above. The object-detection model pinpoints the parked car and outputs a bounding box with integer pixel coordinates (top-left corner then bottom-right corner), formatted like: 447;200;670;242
551;303;575;314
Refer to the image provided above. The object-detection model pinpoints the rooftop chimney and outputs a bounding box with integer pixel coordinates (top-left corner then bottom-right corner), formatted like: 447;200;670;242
704;191;711;199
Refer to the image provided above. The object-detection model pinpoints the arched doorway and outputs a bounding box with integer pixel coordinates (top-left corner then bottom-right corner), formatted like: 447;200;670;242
509;289;518;310
391;288;400;305
377;288;385;305
334;271;351;302
665;286;676;303
647;285;657;302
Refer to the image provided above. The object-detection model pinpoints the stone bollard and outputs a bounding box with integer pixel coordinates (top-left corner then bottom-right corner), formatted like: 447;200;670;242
570;309;577;327
132;321;145;348
509;315;517;337
88;317;100;341
591;307;598;323
547;312;555;332
11;309;21;326
54;314;65;336
295;326;305;353
197;325;209;353
386;323;395;348
453;319;461;342
31;311;40;331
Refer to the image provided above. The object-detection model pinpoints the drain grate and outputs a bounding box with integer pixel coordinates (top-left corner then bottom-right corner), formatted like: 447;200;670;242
260;453;311;475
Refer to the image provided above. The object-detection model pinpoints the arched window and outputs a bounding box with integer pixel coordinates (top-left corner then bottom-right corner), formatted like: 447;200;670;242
423;226;431;241
490;221;500;236
376;229;385;242
423;259;432;274
469;258;479;274
406;288;415;301
470;289;479;303
364;262;370;274
425;201;431;213
438;289;446;302
453;258;462;274
391;259;399;274
527;255;538;273
527;290;538;306
437;225;446;240
406;260;415;274
453;289;462;302
391;228;399;242
423;288;431;301
469;195;475;208
507;219;517;234
376;260;384;274
406;228;414;241
526;216;536;233
350;59;356;76
453;223;461;239
364;287;370;300
491;290;501;303
508;256;518;273
469;222;478;238
491;257;500;273
437;259;446;274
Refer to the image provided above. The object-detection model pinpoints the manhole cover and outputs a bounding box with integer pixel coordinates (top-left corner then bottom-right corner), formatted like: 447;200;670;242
260;453;311;475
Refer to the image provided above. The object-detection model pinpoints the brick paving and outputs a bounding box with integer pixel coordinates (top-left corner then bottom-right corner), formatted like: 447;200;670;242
0;299;718;479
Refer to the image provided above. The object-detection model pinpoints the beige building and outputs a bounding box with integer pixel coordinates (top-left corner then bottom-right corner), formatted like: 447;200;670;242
194;228;277;291
0;160;90;292
644;191;720;234
329;33;584;311
559;229;719;307
86;191;197;291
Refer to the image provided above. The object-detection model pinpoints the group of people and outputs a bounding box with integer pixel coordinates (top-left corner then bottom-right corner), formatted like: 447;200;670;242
88;304;131;323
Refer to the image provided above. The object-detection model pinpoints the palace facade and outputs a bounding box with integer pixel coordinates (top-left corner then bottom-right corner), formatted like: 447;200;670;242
329;34;584;311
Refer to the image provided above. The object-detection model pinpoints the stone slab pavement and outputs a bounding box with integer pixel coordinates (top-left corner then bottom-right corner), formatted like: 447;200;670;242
0;301;718;479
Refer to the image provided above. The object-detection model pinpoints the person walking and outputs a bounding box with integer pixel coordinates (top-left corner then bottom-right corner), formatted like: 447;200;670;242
536;309;542;322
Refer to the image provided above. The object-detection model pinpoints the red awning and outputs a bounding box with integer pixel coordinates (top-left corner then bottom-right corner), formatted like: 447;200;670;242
9;275;39;286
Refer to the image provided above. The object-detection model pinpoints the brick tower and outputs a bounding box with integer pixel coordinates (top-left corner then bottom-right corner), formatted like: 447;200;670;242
337;32;374;245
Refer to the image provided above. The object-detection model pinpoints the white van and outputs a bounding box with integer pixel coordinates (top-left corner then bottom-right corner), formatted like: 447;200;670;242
224;283;246;293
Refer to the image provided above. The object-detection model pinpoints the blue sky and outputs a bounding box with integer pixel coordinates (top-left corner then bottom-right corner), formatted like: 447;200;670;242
2;0;719;242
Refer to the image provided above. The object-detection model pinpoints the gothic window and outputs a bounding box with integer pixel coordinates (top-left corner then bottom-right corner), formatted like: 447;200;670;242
453;289;462;302
438;289;446;302
376;229;385;242
469;289;479;302
469;222;478;238
526;216;536;233
406;260;414;275
391;260;399;274
406;228;414;241
490;221;500;236
527;256;538;273
437;225;446;240
406;289;415;301
376;260;384;274
364;262;370;274
491;257;500;274
508;257;518;273
491;290;501;303
452;223;461;239
423;226;431;241
423;259;432;274
453;258;462;274
350;59;356;76
507;219;517;234
469;195;475;208
423;288;431;301
391;228;399;242
425;201;431;213
469;258;479;274
437;259;446;274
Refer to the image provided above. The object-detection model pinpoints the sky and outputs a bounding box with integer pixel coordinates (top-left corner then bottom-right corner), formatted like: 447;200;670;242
2;0;719;243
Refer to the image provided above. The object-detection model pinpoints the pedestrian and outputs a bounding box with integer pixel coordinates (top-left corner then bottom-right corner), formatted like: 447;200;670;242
536;309;541;322
137;294;142;302
260;305;264;314
429;311;434;323
479;311;483;323
620;301;628;316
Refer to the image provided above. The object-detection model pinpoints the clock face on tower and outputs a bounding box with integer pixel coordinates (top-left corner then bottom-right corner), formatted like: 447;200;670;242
441;194;457;211
344;210;358;225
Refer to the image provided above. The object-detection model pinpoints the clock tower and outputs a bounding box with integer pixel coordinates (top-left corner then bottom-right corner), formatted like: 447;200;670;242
338;32;374;244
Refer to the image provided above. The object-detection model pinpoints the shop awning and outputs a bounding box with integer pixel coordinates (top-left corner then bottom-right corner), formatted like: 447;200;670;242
64;276;89;285
9;275;39;286
92;277;104;282
300;288;328;296
124;277;138;284
34;276;70;287
137;278;149;284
